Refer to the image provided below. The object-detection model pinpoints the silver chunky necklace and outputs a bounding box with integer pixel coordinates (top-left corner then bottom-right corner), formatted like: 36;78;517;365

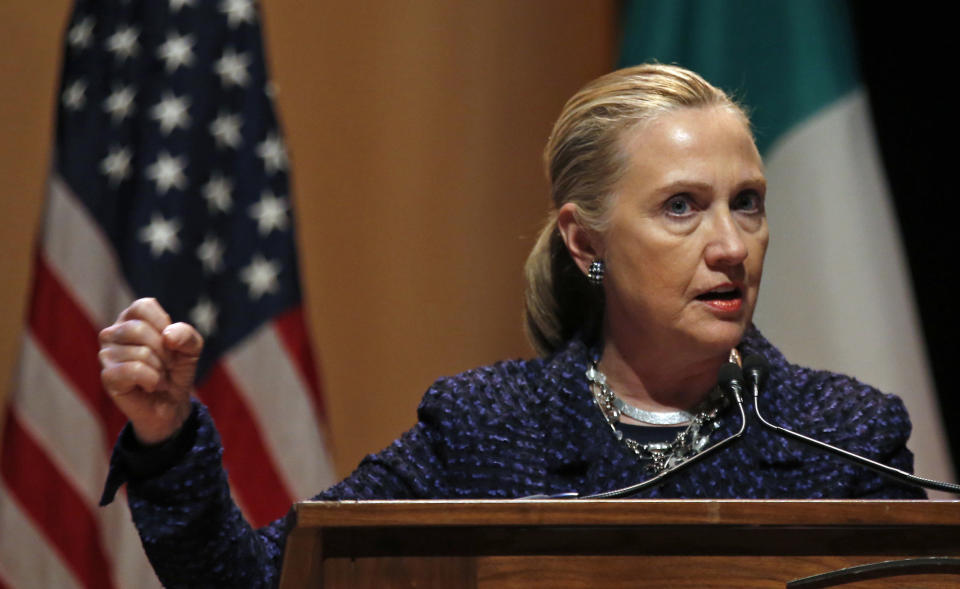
612;397;693;425
586;353;736;474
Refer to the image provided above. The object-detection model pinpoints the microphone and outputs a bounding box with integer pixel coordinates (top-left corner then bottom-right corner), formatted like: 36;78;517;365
718;360;745;405
742;353;768;396
582;361;748;499
744;353;960;495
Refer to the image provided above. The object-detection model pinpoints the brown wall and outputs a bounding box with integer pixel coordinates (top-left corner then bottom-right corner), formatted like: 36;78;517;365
0;1;615;480
0;2;70;429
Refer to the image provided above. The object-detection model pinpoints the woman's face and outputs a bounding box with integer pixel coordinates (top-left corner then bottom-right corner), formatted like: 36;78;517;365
601;106;768;360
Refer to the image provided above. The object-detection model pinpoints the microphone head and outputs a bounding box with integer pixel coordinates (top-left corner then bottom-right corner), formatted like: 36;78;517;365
742;354;770;388
717;361;743;395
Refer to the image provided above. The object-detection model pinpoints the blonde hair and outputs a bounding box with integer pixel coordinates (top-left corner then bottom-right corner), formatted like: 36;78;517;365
524;63;747;356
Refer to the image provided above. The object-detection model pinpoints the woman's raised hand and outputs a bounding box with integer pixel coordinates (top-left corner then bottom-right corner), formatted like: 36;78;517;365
98;298;203;444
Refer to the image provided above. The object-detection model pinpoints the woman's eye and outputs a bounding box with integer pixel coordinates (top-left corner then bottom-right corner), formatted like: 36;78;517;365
732;190;764;213
665;195;692;216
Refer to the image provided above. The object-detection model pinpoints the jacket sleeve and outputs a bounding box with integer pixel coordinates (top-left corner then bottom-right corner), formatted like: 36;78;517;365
100;400;292;588
100;398;452;588
775;366;929;500
845;392;927;499
804;371;927;499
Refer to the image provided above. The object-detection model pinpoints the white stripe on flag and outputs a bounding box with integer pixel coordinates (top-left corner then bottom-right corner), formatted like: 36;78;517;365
0;483;84;589
45;175;134;327
13;334;107;504
13;334;162;588
224;323;336;499
755;89;954;493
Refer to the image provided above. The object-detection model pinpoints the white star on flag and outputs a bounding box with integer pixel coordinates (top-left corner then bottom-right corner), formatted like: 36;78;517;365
138;213;181;257
197;234;226;273
103;85;136;123
203;173;234;213
189;297;219;336
214;48;251;88
61;80;87;111
157;32;196;72
210;111;243;149
106;26;140;62
100;146;133;186
146;151;188;194
249;191;290;236
151;92;191;135
256;133;288;173
240;254;281;299
67;16;95;50
220;0;255;28
169;0;197;11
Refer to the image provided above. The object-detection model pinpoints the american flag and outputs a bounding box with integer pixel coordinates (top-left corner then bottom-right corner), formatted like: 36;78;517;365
0;0;335;586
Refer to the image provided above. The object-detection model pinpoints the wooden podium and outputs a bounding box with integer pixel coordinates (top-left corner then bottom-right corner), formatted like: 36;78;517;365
279;499;960;588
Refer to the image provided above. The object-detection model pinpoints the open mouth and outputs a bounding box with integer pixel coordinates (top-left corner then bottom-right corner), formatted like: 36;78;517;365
695;287;742;301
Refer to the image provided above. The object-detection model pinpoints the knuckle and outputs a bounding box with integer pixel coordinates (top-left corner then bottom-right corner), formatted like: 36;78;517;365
101;365;126;393
122;320;149;341
135;345;152;362
123;298;166;323
135;362;160;388
132;297;156;309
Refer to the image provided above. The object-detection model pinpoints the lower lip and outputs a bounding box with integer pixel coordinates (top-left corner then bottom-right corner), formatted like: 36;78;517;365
700;297;743;313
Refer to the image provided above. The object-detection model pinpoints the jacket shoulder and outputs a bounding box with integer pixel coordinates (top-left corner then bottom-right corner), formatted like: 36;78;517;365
743;326;913;455
416;355;550;424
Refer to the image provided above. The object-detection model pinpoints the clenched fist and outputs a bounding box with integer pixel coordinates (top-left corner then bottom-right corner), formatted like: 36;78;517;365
99;298;203;444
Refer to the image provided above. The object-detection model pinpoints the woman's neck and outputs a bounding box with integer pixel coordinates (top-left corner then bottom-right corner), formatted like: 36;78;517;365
598;335;728;413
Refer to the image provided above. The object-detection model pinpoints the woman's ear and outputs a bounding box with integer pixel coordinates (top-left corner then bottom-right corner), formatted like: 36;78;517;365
556;202;601;276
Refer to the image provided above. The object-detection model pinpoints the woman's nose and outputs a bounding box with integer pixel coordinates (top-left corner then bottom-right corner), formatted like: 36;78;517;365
704;210;748;267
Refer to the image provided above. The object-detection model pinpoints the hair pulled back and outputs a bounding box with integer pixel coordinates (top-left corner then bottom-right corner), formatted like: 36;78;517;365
523;63;746;356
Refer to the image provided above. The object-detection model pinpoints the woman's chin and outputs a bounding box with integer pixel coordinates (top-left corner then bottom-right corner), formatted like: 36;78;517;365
688;320;748;356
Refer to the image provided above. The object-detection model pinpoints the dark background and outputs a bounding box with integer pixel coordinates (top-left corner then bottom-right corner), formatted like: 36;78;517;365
851;3;959;474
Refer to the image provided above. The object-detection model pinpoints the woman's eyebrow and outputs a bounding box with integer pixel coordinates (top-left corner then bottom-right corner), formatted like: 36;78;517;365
656;176;766;194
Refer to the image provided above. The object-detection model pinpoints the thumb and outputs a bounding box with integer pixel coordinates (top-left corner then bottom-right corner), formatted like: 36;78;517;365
162;322;204;359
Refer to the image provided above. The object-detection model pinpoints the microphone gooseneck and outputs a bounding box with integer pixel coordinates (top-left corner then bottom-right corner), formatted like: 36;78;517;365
582;362;748;499
745;354;960;495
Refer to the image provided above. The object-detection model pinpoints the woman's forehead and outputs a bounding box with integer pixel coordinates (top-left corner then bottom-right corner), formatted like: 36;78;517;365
615;107;764;192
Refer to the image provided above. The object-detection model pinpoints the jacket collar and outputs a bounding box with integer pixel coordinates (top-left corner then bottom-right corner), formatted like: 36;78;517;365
534;327;804;481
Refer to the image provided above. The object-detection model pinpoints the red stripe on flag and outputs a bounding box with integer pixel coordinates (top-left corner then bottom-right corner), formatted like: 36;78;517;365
196;363;293;527
273;306;327;420
28;252;127;444
1;412;116;589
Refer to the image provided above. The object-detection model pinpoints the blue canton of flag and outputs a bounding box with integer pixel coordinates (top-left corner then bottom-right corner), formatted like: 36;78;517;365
58;0;300;380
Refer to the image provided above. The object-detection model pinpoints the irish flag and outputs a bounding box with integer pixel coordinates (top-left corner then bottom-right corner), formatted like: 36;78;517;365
619;0;954;491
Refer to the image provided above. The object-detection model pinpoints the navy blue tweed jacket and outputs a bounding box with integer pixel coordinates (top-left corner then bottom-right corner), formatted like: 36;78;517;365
102;326;924;587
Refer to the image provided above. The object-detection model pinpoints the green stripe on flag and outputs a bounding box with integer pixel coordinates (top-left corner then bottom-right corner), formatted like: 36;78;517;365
619;0;859;153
